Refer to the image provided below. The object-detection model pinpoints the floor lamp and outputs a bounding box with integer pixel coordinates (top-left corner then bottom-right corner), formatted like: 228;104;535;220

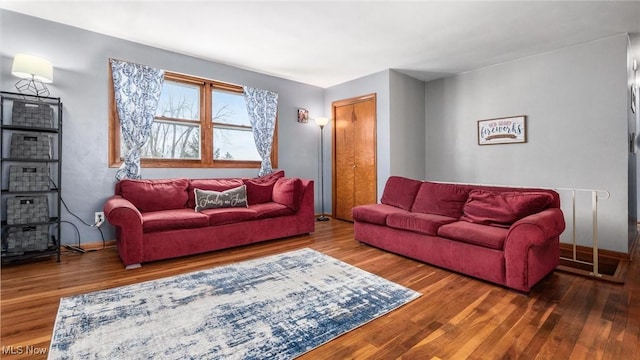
315;117;330;221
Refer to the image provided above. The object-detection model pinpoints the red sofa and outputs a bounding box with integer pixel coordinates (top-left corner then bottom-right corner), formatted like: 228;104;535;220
104;171;314;268
353;176;565;292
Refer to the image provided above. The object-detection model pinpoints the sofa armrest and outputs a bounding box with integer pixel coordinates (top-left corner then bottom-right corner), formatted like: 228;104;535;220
296;179;315;233
507;208;566;246
103;195;144;266
504;208;566;291
104;195;142;225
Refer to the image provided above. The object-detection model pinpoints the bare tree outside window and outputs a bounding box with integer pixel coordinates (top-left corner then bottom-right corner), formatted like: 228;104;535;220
122;81;201;159
212;103;233;160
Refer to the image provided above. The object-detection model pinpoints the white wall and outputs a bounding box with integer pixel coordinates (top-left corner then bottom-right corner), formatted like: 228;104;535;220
425;35;630;253
1;10;324;245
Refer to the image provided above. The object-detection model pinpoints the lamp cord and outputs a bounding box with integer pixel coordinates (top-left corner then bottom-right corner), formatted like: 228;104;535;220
49;177;106;251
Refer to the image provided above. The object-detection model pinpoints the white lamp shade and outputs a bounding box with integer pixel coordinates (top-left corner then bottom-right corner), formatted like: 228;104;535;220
11;54;53;83
314;117;330;127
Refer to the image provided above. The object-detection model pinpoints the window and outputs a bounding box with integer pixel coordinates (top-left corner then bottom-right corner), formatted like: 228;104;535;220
211;89;261;161
137;80;201;159
109;71;277;168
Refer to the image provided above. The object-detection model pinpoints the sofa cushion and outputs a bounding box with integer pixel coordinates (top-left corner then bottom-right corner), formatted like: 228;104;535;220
461;190;554;228
119;178;189;212
187;178;244;208
272;177;303;211
386;212;458;236
380;176;423;211
201;207;257;226
250;202;295;219
248;170;285;183
411;181;470;218
437;221;509;250
141;209;209;233
243;170;285;205
352;204;410;226
194;186;248;212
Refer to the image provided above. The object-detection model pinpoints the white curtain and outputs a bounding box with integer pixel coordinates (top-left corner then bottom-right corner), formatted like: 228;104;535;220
243;86;278;176
110;59;164;180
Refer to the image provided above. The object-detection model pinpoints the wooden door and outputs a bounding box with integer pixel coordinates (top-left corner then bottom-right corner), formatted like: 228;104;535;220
332;94;377;221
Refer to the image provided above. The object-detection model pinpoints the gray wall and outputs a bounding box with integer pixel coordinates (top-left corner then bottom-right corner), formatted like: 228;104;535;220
631;33;640;251
321;69;426;216
1;10;324;245
324;70;391;212
425;35;630;253
389;70;426;179
628;33;640;250
3;10;634;254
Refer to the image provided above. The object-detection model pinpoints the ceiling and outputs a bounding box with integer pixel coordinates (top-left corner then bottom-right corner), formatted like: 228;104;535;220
2;1;640;88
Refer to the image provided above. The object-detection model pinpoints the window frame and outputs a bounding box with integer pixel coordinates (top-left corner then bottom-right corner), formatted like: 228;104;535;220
108;68;278;169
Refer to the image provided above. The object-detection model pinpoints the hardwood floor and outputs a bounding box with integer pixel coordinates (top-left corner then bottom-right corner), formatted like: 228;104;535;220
1;219;639;359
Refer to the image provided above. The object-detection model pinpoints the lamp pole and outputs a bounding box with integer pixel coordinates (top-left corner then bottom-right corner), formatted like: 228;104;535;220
315;118;330;221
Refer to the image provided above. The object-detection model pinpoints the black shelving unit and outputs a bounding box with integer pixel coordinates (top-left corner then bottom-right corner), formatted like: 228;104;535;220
1;91;62;263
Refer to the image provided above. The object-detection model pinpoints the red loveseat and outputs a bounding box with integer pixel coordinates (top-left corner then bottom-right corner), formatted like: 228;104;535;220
353;176;565;292
104;171;314;268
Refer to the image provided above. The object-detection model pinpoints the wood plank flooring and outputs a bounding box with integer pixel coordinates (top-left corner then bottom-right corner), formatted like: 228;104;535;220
1;219;639;359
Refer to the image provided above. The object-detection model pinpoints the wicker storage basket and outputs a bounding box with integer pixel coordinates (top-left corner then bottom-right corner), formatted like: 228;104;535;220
11;101;54;128
10;133;52;159
8;165;50;191
6;195;49;225
2;225;50;255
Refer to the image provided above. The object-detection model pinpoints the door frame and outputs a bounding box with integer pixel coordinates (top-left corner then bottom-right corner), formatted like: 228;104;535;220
331;93;377;220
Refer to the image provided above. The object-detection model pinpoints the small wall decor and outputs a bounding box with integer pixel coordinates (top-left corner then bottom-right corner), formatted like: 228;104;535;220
477;115;527;145
632;85;636;114
297;108;309;123
632;59;637;114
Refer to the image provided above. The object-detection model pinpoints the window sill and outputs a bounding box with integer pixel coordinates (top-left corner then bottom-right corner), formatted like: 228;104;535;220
109;159;261;169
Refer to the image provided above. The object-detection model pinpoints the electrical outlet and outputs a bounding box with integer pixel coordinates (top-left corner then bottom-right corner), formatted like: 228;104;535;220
95;211;105;226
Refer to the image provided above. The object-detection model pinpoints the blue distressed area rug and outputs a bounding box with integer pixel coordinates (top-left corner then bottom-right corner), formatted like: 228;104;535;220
48;248;420;359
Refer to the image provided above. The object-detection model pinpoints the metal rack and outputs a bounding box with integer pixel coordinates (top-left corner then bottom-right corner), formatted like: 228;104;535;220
1;91;62;263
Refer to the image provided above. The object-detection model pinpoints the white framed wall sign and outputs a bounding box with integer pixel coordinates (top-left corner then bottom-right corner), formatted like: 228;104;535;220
477;115;527;145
